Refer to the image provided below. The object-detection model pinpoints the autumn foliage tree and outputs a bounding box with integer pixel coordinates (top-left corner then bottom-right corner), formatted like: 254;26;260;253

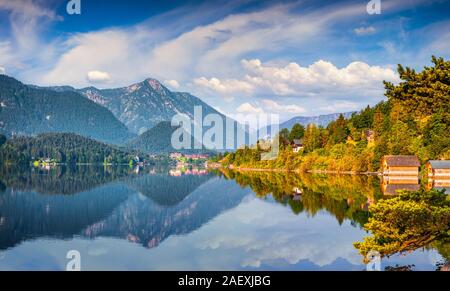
384;56;450;118
354;189;450;262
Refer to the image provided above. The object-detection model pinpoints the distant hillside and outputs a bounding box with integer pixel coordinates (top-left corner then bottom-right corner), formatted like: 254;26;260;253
261;112;355;137
0;133;142;165
281;112;355;128
63;78;225;134
0;75;133;145
127;121;214;154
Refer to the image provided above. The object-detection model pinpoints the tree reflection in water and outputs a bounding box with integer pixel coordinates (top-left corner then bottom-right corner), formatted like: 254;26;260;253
218;169;449;268
217;169;383;228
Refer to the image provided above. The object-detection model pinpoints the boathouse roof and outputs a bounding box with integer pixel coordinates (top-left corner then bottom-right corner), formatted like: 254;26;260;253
383;155;420;167
428;160;450;169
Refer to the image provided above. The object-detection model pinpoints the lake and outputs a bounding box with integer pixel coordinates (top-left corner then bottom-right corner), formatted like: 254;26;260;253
0;166;446;271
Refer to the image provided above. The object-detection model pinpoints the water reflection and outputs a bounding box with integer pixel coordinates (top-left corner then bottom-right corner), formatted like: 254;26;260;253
0;182;132;250
82;176;248;249
0;165;134;195
0;166;248;251
217;169;382;227
427;178;450;194
127;173;212;206
381;176;421;195
0;166;446;270
380;175;450;195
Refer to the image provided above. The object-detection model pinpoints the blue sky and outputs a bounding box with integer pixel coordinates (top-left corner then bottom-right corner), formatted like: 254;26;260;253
0;0;449;121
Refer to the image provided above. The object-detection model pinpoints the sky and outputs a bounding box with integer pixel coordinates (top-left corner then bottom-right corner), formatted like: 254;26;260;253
0;0;449;122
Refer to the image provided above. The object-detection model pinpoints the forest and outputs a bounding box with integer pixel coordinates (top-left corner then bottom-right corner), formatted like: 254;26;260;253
0;132;147;165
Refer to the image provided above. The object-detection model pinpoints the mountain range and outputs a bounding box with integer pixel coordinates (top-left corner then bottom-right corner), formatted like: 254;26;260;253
0;74;354;152
1;75;224;148
280;112;356;128
48;78;223;134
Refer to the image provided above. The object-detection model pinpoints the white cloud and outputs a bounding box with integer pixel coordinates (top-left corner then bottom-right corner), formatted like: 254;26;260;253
226;100;304;126
0;0;59;20
0;0;61;51
223;96;235;103
0;0;432;87
319;101;359;112
0;0;437;118
354;26;376;35
0;41;15;65
236;103;264;114
260;99;305;114
194;77;254;95
164;79;180;89
86;70;111;83
33;0;395;87
415;21;450;64
0;0;61;76
41;30;132;86
0;67;5;74
229;100;303;130
197;59;399;100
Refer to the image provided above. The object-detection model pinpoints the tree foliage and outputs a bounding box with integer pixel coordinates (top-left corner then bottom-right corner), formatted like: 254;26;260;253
303;124;323;152
354;189;450;262
384;56;450;118
288;123;305;141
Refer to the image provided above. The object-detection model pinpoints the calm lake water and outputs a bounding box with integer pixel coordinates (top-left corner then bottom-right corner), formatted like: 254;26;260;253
0;166;446;271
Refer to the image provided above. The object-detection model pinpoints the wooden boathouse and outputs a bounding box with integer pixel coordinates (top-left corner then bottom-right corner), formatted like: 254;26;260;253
382;155;420;176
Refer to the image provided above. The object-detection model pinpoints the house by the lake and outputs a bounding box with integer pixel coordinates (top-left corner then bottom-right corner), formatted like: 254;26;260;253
426;160;450;194
426;180;450;194
427;160;450;178
291;139;304;153
364;130;375;143
382;155;420;176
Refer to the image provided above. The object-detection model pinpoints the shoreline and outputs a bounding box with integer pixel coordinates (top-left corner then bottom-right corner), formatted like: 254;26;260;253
306;169;382;176
209;164;382;176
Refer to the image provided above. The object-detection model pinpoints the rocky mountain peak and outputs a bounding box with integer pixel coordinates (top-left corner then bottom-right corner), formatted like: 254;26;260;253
143;78;165;93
